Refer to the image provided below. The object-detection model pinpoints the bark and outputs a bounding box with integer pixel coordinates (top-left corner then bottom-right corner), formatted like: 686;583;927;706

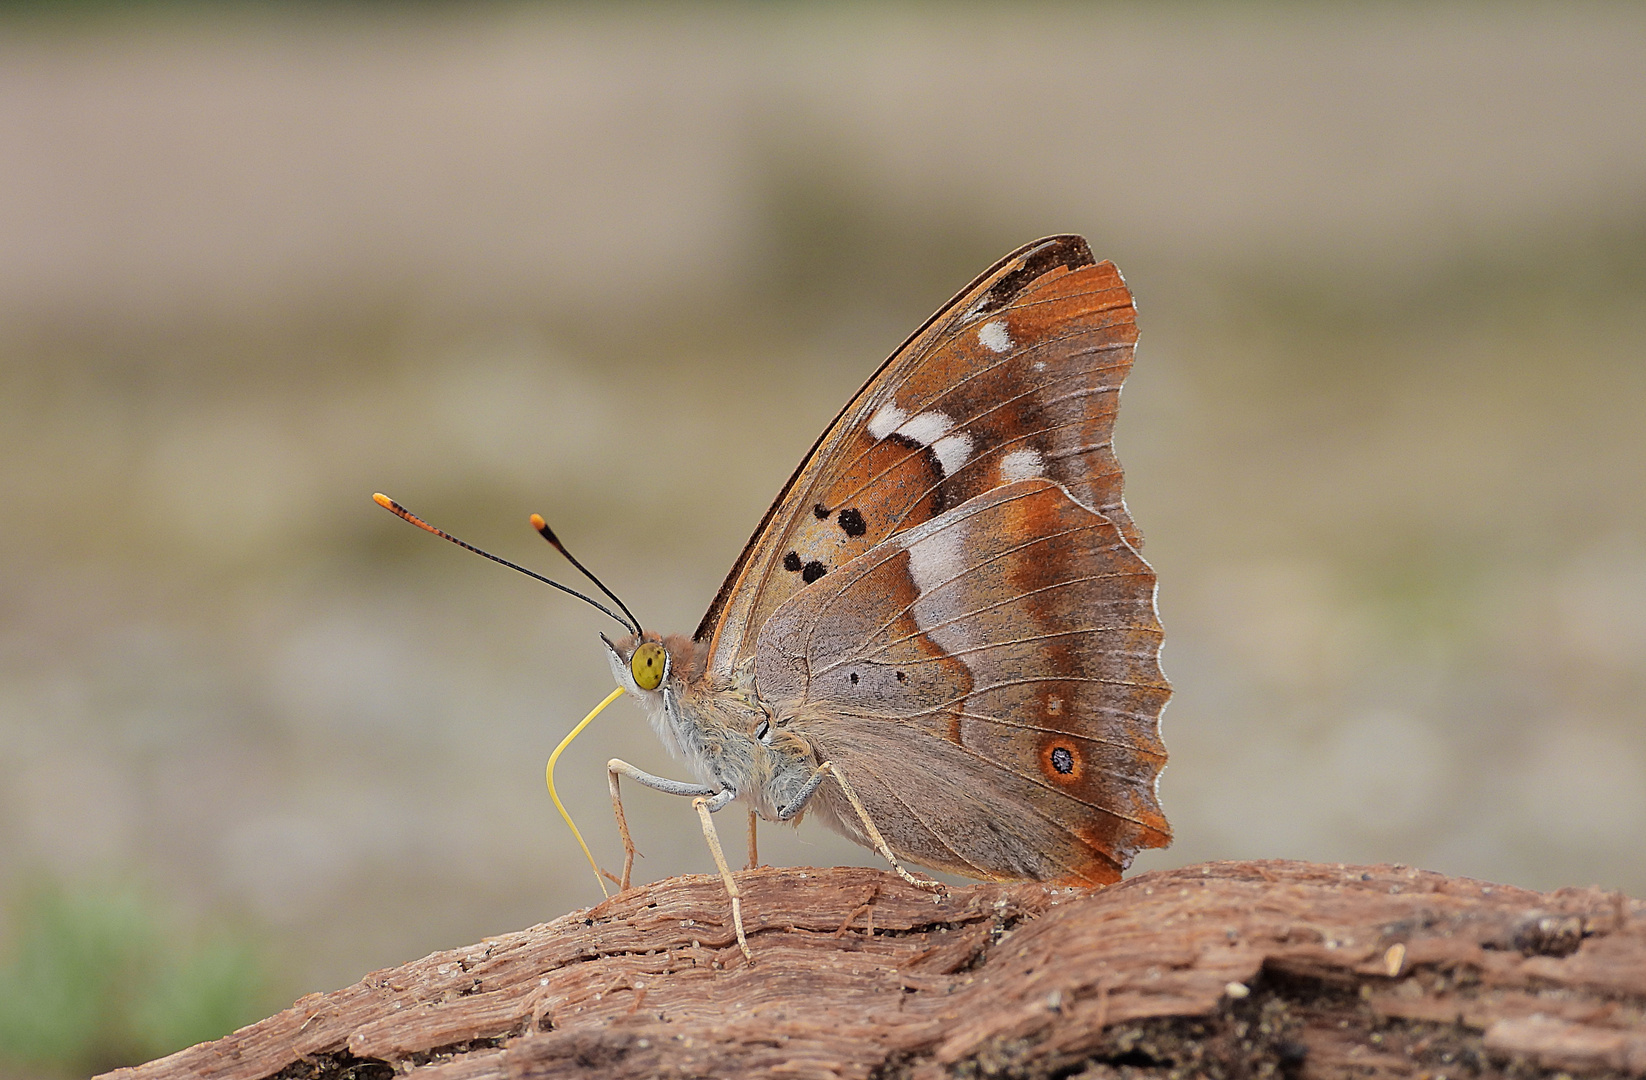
99;861;1646;1080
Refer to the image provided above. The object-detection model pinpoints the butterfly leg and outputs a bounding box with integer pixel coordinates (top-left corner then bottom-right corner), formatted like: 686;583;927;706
602;760;751;958
606;758;716;892
746;809;760;870
691;788;752;961
779;762;945;895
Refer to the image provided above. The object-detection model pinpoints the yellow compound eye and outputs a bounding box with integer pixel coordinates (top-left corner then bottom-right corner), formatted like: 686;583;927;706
630;641;667;691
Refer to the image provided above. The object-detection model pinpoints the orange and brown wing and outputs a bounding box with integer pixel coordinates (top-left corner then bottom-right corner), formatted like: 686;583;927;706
697;235;1141;681
754;480;1170;884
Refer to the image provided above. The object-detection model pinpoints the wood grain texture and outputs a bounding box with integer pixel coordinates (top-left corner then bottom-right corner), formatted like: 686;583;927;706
99;861;1646;1080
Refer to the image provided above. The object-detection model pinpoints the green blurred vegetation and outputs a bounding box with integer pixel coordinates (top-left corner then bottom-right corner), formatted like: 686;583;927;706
0;883;273;1078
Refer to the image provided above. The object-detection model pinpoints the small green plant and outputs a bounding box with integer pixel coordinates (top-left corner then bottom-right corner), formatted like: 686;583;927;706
0;882;273;1077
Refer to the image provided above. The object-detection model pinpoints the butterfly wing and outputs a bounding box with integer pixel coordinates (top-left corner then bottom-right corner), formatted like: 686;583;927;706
693;234;1169;882
754;480;1170;884
694;236;1143;682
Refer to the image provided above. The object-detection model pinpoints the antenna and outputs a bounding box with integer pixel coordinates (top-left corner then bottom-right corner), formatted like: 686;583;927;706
373;494;637;635
530;513;644;640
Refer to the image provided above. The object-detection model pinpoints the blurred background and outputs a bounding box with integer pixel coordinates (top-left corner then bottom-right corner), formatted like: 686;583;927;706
2;1;1644;1072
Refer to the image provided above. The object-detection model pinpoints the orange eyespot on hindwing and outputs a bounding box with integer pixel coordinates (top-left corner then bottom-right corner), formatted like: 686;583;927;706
1042;742;1081;781
631;641;667;691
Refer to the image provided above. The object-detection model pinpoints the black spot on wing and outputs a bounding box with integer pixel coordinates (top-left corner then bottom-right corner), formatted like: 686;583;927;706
813;503;831;520
801;561;827;584
783;551;802;572
837;507;867;537
1051;746;1075;774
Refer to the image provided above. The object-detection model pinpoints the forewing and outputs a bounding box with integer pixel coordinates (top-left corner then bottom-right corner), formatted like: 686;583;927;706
696;236;1141;680
754;480;1171;885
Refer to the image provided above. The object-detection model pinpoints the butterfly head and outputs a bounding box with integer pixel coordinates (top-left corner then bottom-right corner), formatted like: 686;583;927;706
602;631;702;700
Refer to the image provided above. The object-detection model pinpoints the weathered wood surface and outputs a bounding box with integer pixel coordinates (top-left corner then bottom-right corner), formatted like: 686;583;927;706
100;861;1645;1080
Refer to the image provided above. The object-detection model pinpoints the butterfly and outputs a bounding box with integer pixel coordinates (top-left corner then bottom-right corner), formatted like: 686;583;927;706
377;235;1171;959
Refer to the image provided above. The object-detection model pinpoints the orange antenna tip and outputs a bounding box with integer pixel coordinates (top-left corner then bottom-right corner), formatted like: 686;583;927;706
529;513;547;530
373;493;440;536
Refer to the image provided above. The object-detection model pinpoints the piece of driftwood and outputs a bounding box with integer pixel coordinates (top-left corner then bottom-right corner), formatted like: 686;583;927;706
100;861;1645;1080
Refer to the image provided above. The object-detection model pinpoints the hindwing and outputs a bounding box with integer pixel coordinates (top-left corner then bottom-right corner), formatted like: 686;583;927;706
753;480;1170;883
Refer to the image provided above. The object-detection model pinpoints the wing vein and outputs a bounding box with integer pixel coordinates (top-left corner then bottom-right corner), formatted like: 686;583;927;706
821;341;1129;517
847;758;991;878
834;571;1157;666
951;709;1168;760
806;490;1097;647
